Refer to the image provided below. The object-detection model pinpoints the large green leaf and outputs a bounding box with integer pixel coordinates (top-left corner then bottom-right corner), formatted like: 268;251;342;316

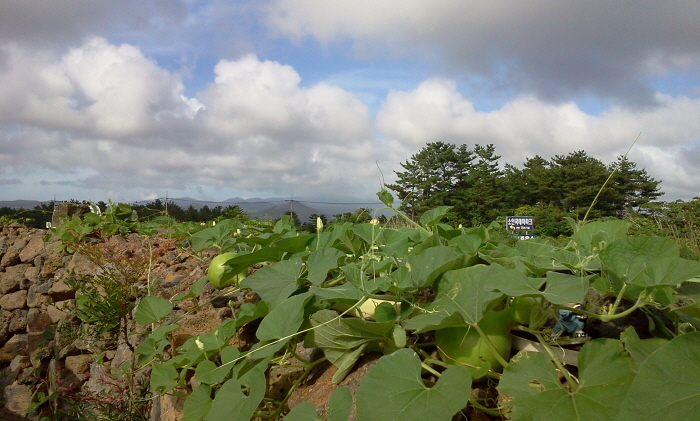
190;219;241;251
498;339;636;421
219;246;287;276
351;223;382;245
327;386;353;421
571;220;629;251
616;332;700;421
233;301;269;330
240;258;304;309
256;292;310;341
539;272;593;305
306;248;346;285
404;246;459;288
150;362;179;393
599;237;694;287
401;311;466;334
206;368;266;421
283;402;322;421
619;327;668;366
355;349;471;421
419;206;453;228
135;296;173;325
380;228;416;258
448;233;486;254
309;283;363;303
194;346;240;385
644;257;700;288
306;309;402;383
428;264;508;325
182;384;213;421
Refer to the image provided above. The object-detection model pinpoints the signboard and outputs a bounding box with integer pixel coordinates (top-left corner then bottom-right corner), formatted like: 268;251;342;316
506;216;534;231
509;234;537;240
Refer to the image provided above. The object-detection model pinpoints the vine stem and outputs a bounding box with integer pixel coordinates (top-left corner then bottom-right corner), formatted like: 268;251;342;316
582;132;641;224
472;323;510;369
469;399;505;417
533;332;579;392
420;362;442;378
608;283;628;316
216;297;368;371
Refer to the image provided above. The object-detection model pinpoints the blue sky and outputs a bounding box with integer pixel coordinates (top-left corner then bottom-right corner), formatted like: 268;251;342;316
1;0;700;204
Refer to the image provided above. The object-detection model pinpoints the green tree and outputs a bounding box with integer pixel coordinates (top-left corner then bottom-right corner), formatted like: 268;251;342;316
546;151;612;216
387;142;474;220
283;211;302;227
220;205;248;221
610;155;663;211
454;144;505;224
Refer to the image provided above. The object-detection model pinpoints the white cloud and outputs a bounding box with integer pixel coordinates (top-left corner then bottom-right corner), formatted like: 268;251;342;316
1;44;383;201
0;38;189;138
376;79;700;200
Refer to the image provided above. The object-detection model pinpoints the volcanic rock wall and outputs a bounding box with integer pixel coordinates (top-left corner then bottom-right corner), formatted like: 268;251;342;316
0;224;218;421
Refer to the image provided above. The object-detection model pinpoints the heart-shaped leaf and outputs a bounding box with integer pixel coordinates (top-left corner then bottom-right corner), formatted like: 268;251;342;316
616;332;700;421
498;339;636;421
135;296;173;325
356;349;471;421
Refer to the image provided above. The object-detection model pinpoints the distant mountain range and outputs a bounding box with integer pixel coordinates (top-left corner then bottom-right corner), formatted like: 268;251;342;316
0;197;390;223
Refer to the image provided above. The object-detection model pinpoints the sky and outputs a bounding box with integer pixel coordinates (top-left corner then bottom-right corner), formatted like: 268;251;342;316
1;0;700;205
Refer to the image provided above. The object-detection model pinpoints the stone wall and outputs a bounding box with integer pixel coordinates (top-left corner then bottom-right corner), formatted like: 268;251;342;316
0;224;217;420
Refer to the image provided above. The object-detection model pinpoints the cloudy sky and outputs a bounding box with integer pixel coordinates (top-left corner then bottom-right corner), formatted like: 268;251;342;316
1;1;700;205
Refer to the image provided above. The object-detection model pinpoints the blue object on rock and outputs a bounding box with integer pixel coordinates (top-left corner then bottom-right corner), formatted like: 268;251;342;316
552;309;585;336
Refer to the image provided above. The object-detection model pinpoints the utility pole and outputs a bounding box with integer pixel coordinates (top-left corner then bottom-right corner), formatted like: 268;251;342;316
286;194;295;226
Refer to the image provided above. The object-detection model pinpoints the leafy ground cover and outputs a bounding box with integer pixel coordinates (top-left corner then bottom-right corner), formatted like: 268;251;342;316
46;191;700;421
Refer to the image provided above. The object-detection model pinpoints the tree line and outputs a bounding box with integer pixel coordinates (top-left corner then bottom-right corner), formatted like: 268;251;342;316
0;199;248;229
387;142;663;236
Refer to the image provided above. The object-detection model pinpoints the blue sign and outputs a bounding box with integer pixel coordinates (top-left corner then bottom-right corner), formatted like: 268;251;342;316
506;216;534;231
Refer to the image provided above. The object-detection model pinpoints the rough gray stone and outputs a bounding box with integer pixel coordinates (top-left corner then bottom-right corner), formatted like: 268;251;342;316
48;278;75;301
8;309;28;333
0;264;30;294
8;355;31;379
27;308;53;333
0;334;28;364
0;309;12;343
24;260;42;284
0;290;28;310
46;300;73;323
2;383;34;418
19;235;46;263
65;354;94;382
66;252;100;277
1;236;29;268
26;281;52;308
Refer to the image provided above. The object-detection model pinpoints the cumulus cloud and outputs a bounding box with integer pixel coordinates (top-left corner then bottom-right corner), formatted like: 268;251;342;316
263;0;700;106
0;42;381;201
0;38;189;133
376;78;700;199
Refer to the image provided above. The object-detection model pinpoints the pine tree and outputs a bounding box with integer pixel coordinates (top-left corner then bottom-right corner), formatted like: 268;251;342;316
454;144;505;224
611;156;663;211
386;142;474;219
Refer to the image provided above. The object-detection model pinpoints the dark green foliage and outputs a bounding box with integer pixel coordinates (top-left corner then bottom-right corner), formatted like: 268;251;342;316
389;143;664;236
0;203;53;228
386;141;474;222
